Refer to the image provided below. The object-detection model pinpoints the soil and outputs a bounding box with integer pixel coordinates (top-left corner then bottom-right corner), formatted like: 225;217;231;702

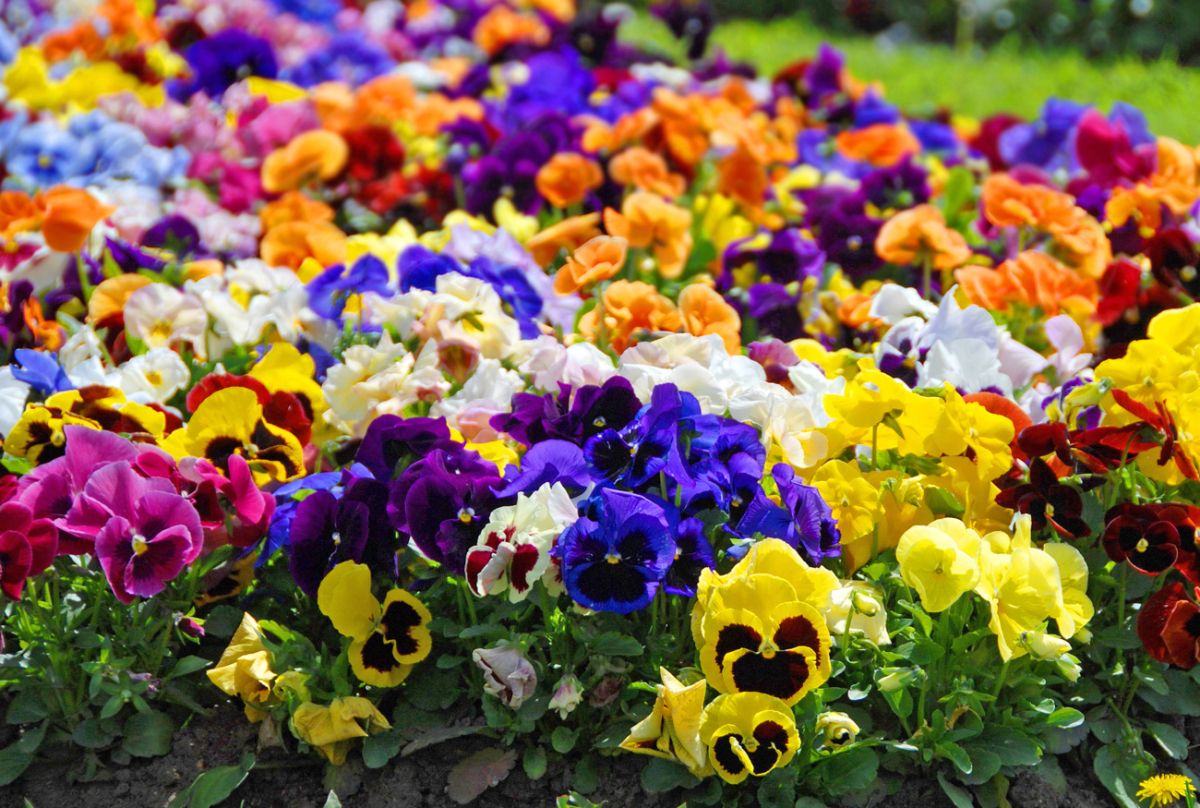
0;705;1154;808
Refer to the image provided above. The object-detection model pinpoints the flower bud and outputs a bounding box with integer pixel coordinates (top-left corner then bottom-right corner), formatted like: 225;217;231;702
549;674;584;719
815;711;860;748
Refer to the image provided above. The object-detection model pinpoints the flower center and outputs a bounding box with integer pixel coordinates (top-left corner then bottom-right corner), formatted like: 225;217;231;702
458;507;475;524
1136;538;1150;553
604;552;621;565
132;534;149;556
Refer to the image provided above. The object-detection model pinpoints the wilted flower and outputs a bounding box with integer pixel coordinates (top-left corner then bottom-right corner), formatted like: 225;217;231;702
472;641;537;709
292;697;390;766
621;668;709;777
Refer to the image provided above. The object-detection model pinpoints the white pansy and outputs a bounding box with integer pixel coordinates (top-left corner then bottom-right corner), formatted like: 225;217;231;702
123;283;208;358
117;348;191;404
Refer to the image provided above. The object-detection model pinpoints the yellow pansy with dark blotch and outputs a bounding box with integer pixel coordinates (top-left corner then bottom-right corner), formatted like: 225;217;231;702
164;386;304;485
699;597;831;705
699;692;799;784
45;387;166;437
3;404;98;462
318;561;433;688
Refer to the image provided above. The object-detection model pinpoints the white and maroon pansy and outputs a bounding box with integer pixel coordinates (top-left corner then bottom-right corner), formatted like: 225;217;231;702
463;482;578;602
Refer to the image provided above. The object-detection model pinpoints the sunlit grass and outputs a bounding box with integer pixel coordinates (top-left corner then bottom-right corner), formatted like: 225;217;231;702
624;14;1200;143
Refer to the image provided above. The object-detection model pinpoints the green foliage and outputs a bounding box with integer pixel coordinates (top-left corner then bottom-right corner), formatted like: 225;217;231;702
624;13;1200;143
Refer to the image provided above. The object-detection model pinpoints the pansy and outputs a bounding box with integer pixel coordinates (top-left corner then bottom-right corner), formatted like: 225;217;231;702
995;457;1090;539
621;668;710;777
207;612;278;722
1138;581;1200;669
288;475;396;596
87;460;204;603
0;502;58;599
896;519;982;613
464;482;578;602
388;445;510;570
554;488;676;614
292;697;391;766
697;571;832;705
698;692;799;785
472;642;538;710
163;387;305;485
317;561;432;687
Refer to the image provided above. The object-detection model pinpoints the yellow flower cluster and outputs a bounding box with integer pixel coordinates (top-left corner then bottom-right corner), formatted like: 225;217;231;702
896;516;1093;662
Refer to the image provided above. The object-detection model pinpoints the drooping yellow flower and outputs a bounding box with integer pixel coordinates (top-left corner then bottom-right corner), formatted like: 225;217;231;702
207;613;277;722
698;692;799;784
292;697;391;765
620;668;710;778
896;519;982;613
317;561;433;688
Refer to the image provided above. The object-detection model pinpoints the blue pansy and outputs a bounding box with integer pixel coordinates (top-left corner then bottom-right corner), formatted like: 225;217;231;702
11;349;72;394
307;254;391;321
555;488;676;614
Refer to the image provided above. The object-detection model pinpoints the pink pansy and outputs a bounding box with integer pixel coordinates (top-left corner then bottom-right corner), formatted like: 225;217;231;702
0;502;58;600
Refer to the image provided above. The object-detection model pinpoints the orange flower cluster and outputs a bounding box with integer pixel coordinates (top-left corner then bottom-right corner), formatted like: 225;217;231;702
0;187;113;253
956;251;1097;318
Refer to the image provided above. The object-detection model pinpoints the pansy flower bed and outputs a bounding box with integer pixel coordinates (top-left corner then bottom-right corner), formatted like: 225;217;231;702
1;1;1200;806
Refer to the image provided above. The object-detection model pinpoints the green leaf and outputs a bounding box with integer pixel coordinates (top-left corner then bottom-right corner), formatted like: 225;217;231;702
572;755;599;795
523;746;547;781
1093;744;1144;808
898;638;945;665
640;758;700;793
937;741;972;775
1145;720;1189;760
202;605;243;640
1044;708;1084;729
755;769;796;808
362;731;404;769
15;724;45;756
960;746;1003;786
100;696;125;720
1093;626;1143;650
1140;669;1200;716
924;486;965;518
167;656;211;680
937;772;974;808
515;692;550;722
551;726;578;754
819;746;879;796
72;719;117;750
5;692;48;725
589;632;644;657
0;744;33;787
122;710;174;758
401;725;485;756
977;727;1041;767
169;753;255;808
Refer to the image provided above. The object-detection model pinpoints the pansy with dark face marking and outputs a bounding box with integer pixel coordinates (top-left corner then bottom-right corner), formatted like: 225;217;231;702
697;571;832;705
698;692;799;784
317;561;432;688
554;488;676;614
164;386;304;486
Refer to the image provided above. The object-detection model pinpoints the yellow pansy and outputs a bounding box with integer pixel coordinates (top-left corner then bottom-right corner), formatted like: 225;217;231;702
621;668;710;778
896;519;982;613
207;613;276;722
292;697;391;765
317;561;433;688
982;519;1067;661
4;404;99;463
494;198;539;243
925;388;1014;482
162;386;305;485
699;692;799;784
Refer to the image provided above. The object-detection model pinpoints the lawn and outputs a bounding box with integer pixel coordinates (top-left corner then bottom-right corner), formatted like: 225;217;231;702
625;13;1200;143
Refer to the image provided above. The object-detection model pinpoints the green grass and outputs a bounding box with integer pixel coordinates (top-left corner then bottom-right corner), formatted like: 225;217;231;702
624;15;1200;144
